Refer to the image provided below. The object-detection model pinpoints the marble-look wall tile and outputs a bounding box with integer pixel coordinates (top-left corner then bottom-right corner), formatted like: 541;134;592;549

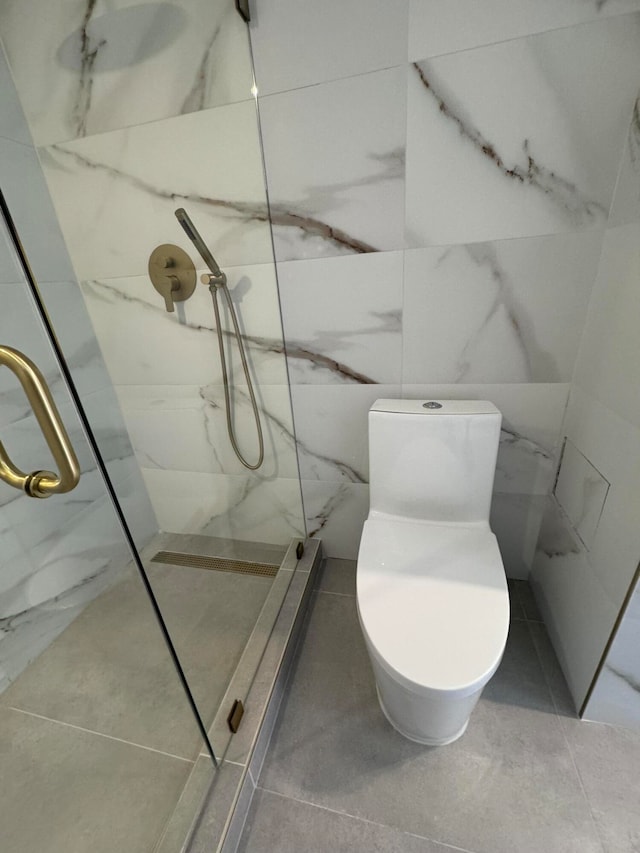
573;222;640;429
584;581;640;729
402;233;601;384
277;253;403;385
0;137;77;284
117;384;298;480
531;496;619;708
554;439;609;550
0;497;131;692
490;492;547;580
0;43;31;145
40;102;274;281
408;1;640;60
300;480;369;561
80;264;289;389
401;384;569;497
250;0;409;96
561;387;640;611
290;385;401;484
258;67;407;262
0;0;253;146
405;16;640;247
141;468;305;545
609;94;640;228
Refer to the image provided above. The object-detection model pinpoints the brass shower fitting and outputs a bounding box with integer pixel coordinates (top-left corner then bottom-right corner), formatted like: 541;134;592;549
0;345;80;498
148;244;196;312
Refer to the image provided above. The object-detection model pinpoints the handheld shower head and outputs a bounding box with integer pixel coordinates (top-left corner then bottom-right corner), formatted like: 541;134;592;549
175;208;224;281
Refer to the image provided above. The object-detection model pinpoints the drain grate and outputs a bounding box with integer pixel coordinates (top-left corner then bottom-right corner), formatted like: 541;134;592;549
150;550;279;578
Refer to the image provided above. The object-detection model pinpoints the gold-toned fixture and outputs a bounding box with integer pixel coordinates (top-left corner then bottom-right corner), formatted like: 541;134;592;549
150;550;279;578
174;207;265;470
148;243;197;312
0;345;80;498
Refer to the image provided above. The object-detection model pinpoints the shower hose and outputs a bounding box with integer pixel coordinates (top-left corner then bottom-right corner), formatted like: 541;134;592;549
208;278;264;471
174;207;264;471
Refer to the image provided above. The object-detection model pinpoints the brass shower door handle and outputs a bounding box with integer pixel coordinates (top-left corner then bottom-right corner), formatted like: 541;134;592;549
0;345;80;498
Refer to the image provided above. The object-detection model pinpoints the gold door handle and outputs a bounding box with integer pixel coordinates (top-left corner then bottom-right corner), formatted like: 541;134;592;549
0;345;80;498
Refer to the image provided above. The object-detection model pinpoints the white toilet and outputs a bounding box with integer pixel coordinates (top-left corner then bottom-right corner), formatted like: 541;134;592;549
356;399;510;746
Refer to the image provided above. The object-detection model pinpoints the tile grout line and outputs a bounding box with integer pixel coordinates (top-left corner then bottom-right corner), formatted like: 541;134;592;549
524;623;607;853
254;784;479;853
5;706;195;764
314;588;355;598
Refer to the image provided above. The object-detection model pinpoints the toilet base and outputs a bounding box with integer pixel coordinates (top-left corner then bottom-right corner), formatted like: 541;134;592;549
376;688;469;746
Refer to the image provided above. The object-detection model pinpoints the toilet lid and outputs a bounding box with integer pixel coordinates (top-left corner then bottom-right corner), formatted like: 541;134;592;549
357;517;510;697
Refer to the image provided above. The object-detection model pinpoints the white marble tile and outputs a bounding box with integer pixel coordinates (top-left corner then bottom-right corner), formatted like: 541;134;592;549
0;0;254;146
562;387;640;610
0;212;25;284
110;468;158;551
290;384;401;484
33;280;114;396
584;583;640;727
609;94;640;227
0;137;76;284
250;0;408;96
141;468;305;545
554;439;609;550
0;282;72;426
277;253;403;384
40;101;274;280
301;480;369;561
402;233;601;384
117;383;299;479
0;43;32;145
490;492;547;579
405;16;640;247
531;496;619;707
408;0;640;60
3;492;130;619
80;264;289;388
401;383;568;496
258;67;406;262
573;222;640;430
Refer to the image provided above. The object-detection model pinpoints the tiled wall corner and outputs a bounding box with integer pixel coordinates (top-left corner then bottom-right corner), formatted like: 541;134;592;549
252;7;640;567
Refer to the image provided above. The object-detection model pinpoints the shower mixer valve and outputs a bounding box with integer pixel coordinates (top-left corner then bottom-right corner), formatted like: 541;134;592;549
148;244;197;312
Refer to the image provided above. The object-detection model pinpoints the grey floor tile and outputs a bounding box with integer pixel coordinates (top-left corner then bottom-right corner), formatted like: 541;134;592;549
315;558;357;596
1;568;205;758
147;563;273;731
0;706;192;853
188;761;245;853
260;594;602;853
564;720;640;853
239;789;455;853
528;621;578;719
507;579;526;620
518;580;543;622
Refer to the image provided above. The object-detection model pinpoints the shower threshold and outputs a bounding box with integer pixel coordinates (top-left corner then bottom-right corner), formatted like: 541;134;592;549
143;534;323;853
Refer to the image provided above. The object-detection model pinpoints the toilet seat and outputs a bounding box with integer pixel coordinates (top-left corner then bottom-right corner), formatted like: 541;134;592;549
357;515;510;699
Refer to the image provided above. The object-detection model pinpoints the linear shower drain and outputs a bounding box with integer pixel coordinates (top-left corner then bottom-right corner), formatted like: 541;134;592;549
150;551;279;578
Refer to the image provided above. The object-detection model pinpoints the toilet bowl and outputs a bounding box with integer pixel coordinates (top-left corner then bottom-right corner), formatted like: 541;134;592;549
356;400;510;745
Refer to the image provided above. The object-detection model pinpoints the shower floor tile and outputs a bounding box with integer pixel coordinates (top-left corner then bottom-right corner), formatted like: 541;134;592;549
0;566;204;759
0;706;192;853
244;563;610;853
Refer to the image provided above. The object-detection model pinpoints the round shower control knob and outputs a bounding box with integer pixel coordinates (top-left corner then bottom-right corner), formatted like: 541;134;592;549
422;401;443;409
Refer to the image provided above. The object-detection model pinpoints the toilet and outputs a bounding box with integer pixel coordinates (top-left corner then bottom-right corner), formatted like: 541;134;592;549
356;399;510;746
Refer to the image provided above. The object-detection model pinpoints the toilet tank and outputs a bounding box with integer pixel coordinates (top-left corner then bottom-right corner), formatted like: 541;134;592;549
368;400;502;524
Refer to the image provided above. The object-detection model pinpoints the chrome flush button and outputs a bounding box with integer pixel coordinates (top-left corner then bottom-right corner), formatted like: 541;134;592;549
422;401;443;409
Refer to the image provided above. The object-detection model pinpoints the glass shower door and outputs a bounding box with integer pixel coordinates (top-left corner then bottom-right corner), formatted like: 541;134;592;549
0;198;214;853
